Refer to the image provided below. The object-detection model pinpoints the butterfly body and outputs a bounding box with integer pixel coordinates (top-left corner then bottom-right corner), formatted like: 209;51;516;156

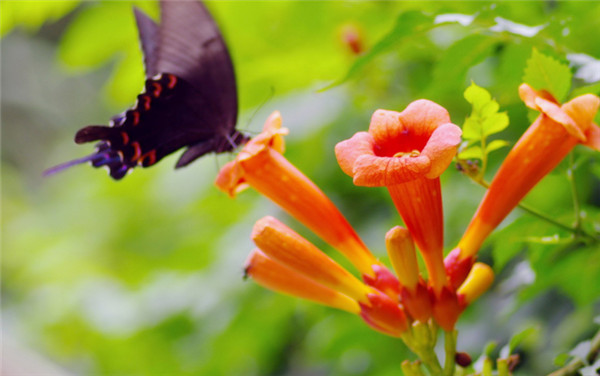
47;0;246;179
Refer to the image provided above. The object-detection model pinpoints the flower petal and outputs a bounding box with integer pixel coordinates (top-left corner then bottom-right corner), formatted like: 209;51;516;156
214;160;248;198
562;93;600;133
352;154;431;186
583;123;600;151
369;101;451;151
335;131;375;177
422;123;462;178
535;96;586;141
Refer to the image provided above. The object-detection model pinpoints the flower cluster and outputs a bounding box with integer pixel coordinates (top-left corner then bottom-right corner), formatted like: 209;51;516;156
216;102;492;341
215;84;599;369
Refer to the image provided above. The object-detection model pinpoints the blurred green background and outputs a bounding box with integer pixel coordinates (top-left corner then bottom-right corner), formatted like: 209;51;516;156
2;1;600;375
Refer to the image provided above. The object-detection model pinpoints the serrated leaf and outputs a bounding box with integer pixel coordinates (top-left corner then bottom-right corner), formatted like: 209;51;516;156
523;48;572;102
508;326;537;353
485;139;509;154
464;81;492;110
459;146;483;160
462;82;509;141
321;10;434;90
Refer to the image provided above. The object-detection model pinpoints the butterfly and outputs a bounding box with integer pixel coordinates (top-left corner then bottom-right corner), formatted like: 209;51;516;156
46;0;247;180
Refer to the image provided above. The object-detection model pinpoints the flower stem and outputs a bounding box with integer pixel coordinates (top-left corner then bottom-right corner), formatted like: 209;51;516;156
567;153;582;231
497;358;509;376
443;330;457;376
546;326;600;376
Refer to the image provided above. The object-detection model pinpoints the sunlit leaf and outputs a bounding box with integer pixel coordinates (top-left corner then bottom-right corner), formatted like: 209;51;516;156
485;139;509;154
0;0;79;36
523;48;572;102
458;145;483;160
462;82;509;140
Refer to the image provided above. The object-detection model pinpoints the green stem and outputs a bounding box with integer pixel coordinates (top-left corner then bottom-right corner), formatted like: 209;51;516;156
497;358;509;376
547;327;600;376
482;357;493;376
443;330;457;376
567;153;582;231
402;360;426;376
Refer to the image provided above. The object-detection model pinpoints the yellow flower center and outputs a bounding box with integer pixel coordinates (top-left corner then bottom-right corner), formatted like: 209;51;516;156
393;150;421;158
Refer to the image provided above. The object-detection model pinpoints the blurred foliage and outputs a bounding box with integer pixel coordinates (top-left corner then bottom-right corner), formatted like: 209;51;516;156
2;1;600;375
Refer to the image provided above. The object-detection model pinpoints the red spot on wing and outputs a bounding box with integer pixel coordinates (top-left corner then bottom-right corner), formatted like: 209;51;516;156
152;82;162;98
130;141;142;162
166;74;177;89
121;131;130;145
140;150;157;167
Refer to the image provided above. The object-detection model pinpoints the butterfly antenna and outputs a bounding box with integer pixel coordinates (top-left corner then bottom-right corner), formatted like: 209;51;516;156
240;86;276;135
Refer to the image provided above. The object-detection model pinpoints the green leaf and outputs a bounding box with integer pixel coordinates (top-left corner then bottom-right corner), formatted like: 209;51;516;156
571;81;600;98
508;326;538;353
523;48;572;102
553;353;570;367
431;34;498;93
462;82;509;140
458;146;483;160
321;10;435;90
0;0;79;37
485;139;509;154
483;341;497;357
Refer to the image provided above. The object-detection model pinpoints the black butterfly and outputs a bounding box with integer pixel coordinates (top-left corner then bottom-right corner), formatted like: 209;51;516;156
46;0;247;180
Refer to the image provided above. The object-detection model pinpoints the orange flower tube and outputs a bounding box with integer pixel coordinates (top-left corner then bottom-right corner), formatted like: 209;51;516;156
245;250;360;314
446;85;600;287
216;112;378;276
336;101;462;294
251;216;373;303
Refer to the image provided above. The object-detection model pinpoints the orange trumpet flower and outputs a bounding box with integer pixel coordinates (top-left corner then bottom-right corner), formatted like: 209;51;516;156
216;111;378;276
446;84;600;287
335;101;462;294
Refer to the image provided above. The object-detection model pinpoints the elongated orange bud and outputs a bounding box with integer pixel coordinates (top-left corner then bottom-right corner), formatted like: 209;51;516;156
244;249;360;314
385;226;419;291
252;216;373;303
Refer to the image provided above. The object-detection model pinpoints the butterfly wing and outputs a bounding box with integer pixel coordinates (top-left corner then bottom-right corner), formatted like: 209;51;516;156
133;7;160;78
47;0;245;180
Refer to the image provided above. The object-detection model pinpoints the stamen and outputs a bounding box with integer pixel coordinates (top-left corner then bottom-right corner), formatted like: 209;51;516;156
393;150;421;158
